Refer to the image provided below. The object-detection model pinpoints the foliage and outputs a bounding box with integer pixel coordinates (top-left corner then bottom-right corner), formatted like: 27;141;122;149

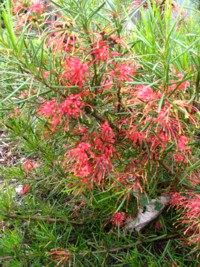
0;0;199;265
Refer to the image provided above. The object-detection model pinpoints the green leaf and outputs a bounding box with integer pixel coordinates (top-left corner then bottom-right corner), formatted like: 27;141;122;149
158;93;165;113
89;2;105;20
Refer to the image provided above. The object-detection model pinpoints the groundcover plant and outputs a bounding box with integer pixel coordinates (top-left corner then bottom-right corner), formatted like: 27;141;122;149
0;0;199;266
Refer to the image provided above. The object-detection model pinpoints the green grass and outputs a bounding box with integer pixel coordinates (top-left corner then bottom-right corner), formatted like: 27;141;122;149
0;0;199;266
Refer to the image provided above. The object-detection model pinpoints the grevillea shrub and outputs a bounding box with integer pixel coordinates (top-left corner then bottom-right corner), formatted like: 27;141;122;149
1;0;199;249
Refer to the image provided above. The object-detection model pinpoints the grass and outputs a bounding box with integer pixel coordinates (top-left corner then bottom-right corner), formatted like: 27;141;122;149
0;0;199;266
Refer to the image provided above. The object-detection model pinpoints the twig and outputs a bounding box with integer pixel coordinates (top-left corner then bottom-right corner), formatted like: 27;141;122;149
0;234;179;262
158;160;174;175
117;85;122;113
0;256;13;262
81;243;136;255
84;106;119;133
19;66;66;98
3;213;83;225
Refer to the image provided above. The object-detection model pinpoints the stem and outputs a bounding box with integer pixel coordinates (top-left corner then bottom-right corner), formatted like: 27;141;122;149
158;160;174;175
84;106;119;133
3;213;83;225
19;65;66;98
0;256;13;261
0;234;179;262
117;85;122;112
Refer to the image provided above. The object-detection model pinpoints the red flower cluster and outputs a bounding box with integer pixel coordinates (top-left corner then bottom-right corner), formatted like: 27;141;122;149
170;191;200;244
110;62;135;85
168;73;190;92
65;122;116;185
22;159;38;173
61;57;89;88
69;142;93;178
91;41;110;62
177;136;189;151
12;0;47;29
112;212;126;227
38;92;88;131
29;1;46;14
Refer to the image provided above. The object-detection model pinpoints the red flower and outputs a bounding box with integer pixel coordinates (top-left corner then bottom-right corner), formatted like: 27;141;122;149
61;94;86;119
177;136;188;151
67;142;93;178
110;62;135;85
110;51;120;57
38;99;60;118
127;129;145;145
93;155;113;184
170;191;200;244
46;20;77;53
9;108;20;118
147;131;169;150
38;93;88;131
94;122;115;157
135;85;161;102
91;41;110;62
22;160;38;173
100;77;113;90
168;73;190;92
61;57;89;87
132;0;144;9
38;99;62;130
112;212;126;227
186;170;200;186
173;153;188;163
137;86;153;102
29;1;45;14
19;185;30;195
153;106;180;140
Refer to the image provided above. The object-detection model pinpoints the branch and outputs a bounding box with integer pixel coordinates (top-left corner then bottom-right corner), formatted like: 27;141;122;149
0;234;179;262
3;213;83;225
84;106;119;133
158;160;174;175
0;256;13;261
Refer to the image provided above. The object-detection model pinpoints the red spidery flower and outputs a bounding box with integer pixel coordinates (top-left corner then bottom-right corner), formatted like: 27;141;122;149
61;93;86;119
127;127;145;146
94;121;115;156
110;62;135;85
136;85;161;102
38;99;62;130
22;160;38;173
29;1;45;14
153;106;181;140
173;153;188;163
67;142;93;178
38;99;60;118
61;57;89;87
92;155;113;184
91;122;115;183
91;41;110;62
177;136;189;151
19;185;30;195
38;93;88;131
147;131;169;150
65;122;115;184
132;0;144;9
137;86;153;102
100;77;113;90
186;170;200;186
168;73;190;92
112;212;126;227
9;108;20;118
46;20;77;53
170;191;200;244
